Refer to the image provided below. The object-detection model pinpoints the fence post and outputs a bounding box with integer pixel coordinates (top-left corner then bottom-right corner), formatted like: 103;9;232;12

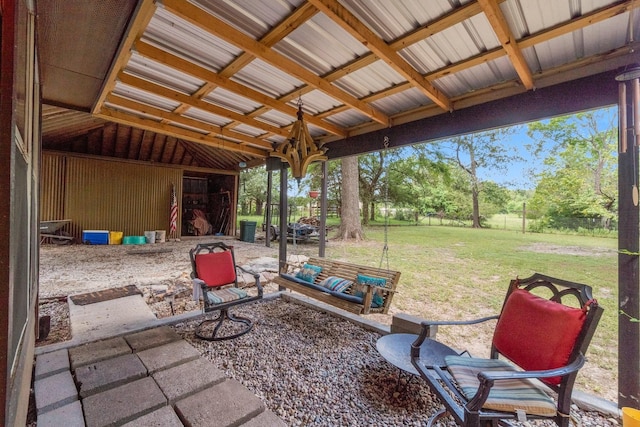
522;202;526;234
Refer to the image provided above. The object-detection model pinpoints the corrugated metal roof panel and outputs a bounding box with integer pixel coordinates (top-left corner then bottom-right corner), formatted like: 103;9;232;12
333;60;406;99
126;52;204;94
256;109;296;128
323;109;370;128
203;87;263;115
435;56;517;97
299;90;344;115
275;13;369;75
371;88;432;115
193;0;304;39
339;0;465;42
143;7;241;73
229;123;269;137
232;59;303;98
183;107;234;127
113;81;181;111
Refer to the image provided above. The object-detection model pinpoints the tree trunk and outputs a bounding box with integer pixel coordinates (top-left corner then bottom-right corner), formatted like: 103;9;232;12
469;145;481;228
337;156;363;240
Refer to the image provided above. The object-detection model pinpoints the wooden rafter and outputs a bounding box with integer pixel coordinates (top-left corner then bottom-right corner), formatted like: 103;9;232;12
117;73;288;138
97;107;269;157
309;0;451;111
162;0;390;126
478;0;534;90
134;41;347;138
92;0;156;114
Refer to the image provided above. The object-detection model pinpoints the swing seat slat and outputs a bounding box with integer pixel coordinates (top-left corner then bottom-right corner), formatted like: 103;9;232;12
273;257;401;315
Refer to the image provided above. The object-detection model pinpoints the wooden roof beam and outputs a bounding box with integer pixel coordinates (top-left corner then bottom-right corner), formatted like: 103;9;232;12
92;0;156;114
97;107;269;157
309;0;451;111
135;41;347;137
218;2;319;79
162;0;390;126
106;94;273;150
478;0;534;90
118;73;290;138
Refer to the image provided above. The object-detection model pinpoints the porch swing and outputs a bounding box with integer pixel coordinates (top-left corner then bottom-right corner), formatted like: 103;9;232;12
273;136;402;315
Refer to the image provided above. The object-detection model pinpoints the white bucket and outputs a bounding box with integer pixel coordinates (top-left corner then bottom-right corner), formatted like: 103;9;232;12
155;230;166;243
144;230;156;244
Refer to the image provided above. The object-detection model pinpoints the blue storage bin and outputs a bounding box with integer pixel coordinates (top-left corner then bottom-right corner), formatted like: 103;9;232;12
83;230;109;245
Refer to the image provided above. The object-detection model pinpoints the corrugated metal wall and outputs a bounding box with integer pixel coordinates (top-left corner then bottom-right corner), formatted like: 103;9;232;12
40;153;66;221
41;152;183;240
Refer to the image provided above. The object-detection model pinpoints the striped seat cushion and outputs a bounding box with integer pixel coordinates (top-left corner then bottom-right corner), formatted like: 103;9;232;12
206;287;247;304
445;356;557;417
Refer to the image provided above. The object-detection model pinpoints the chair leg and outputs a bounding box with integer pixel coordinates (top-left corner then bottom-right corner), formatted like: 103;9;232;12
194;308;253;341
427;408;449;427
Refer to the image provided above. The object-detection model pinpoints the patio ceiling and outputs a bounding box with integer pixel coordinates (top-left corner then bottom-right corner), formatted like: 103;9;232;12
38;0;640;171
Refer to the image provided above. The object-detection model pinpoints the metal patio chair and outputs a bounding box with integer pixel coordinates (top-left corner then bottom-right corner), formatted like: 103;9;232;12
190;242;263;341
410;273;603;427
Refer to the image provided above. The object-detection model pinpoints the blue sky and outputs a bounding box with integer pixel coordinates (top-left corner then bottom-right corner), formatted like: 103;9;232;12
474;106;618;190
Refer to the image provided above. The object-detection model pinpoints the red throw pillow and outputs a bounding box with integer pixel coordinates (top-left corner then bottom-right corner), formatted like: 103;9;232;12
195;251;236;287
492;289;586;385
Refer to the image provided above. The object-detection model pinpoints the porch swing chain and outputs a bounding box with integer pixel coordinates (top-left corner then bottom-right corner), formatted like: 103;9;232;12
379;136;390;271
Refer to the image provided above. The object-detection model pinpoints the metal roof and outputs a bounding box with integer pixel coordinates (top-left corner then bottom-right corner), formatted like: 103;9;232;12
37;0;640;171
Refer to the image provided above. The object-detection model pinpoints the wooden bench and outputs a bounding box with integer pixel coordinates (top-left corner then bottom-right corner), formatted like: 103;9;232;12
272;256;401;315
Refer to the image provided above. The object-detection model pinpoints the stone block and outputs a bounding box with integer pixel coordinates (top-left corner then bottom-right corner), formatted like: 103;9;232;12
75;353;147;398
124;326;181;352
35;348;70;380
152;357;226;404
37;400;85;427
174;379;265;427
35;371;78;415
69;337;131;370
137;340;200;374
120;406;183;427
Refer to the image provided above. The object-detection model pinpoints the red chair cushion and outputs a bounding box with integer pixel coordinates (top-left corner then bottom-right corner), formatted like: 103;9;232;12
492;289;586;385
195;251;236;287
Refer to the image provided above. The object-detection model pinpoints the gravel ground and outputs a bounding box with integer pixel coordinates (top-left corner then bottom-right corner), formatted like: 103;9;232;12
173;299;621;427
37;238;623;426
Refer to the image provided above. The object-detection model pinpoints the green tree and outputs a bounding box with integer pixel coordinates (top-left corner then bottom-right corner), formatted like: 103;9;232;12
526;108;617;229
430;128;520;227
239;166;269;215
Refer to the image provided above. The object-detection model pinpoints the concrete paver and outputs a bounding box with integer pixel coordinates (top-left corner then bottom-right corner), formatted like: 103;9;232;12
152;357;226;404
69;295;159;343
35;348;70;380
124;325;181;352
36;400;85;427
240;409;288;427
82;377;167;427
35;370;78;415
174;379;265;427
120;406;183;427
75;353;147;398
69;336;131;370
136;339;200;374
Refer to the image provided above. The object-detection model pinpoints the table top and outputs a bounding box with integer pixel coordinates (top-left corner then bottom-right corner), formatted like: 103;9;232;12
376;333;458;376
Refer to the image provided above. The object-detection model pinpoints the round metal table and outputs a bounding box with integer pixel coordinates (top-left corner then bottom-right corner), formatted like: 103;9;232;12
376;333;458;376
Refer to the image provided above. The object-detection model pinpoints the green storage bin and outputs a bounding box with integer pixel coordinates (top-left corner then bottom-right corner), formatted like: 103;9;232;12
239;220;257;243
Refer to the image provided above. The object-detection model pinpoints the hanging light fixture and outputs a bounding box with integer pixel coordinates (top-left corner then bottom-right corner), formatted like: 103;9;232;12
270;97;327;183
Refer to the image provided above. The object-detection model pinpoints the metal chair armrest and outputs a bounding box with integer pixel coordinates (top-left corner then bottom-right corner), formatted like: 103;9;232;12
411;315;499;358
235;265;263;294
468;354;586;411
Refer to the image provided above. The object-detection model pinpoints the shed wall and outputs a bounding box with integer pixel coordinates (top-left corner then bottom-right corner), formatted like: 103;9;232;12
41;152;183;240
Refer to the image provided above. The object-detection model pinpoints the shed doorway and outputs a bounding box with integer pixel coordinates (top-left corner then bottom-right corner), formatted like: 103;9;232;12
182;174;235;237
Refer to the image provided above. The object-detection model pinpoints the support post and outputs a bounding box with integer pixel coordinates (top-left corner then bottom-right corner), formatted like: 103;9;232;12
265;171;273;247
319;161;328;257
617;67;640;409
278;164;288;289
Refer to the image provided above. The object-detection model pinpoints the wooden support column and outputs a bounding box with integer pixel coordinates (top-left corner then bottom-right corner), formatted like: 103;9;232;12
617;67;640;409
278;163;288;286
319;161;328;257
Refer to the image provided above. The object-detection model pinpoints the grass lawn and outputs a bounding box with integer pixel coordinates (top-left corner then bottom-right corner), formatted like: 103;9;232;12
281;223;618;401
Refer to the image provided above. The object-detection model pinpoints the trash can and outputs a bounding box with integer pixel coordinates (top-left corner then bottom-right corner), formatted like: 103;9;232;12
239;220;257;243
